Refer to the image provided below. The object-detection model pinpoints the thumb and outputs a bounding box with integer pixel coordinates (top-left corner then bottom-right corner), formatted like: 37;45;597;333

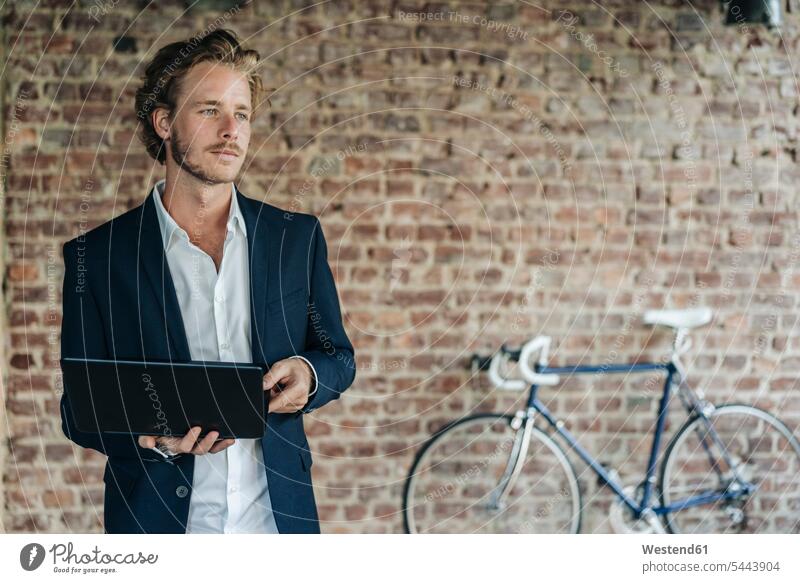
263;360;291;391
138;435;156;448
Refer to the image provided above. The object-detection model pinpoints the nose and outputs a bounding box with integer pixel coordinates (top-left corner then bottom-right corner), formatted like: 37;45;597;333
218;113;239;142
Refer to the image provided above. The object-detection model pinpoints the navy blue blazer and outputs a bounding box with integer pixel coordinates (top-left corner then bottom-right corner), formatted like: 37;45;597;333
59;186;356;534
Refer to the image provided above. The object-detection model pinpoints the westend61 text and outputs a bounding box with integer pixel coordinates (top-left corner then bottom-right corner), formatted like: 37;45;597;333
642;544;708;555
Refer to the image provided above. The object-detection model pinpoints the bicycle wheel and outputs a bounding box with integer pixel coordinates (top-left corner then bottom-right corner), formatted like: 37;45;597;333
403;413;581;533
660;404;800;533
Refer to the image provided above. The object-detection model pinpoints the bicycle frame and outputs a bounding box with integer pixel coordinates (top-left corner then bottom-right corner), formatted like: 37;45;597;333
521;360;754;520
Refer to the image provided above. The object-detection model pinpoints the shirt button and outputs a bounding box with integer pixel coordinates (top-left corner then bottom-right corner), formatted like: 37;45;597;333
215;295;224;302
229;485;238;493
220;342;230;350
175;485;189;498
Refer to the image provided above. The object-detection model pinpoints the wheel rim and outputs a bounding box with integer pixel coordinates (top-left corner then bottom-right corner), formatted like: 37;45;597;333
404;415;581;533
661;406;800;533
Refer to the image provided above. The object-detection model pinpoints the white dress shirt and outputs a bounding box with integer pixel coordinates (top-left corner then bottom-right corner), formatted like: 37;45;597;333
151;179;315;534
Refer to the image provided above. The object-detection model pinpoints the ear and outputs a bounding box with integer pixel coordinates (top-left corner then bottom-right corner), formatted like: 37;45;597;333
152;108;171;141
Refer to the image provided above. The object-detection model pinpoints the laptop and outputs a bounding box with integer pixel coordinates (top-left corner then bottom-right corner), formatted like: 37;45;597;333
60;357;268;439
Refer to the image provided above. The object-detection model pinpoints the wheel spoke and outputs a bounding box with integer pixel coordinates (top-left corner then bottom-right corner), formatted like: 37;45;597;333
661;406;800;534
403;415;582;533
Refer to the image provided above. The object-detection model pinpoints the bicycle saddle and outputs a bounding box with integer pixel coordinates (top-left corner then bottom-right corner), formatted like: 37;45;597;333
643;307;712;329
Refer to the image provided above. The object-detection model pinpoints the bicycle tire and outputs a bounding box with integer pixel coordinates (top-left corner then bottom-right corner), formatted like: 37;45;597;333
402;413;582;534
659;404;800;533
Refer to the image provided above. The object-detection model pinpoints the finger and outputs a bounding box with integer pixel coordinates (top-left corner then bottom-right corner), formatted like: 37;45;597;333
191;430;219;455
270;384;305;412
209;438;236;454
262;361;292;391
176;426;202;453
192;431;220;455
139;435;156;449
270;387;293;411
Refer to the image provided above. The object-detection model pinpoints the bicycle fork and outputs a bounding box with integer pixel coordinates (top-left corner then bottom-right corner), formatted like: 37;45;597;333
486;409;536;511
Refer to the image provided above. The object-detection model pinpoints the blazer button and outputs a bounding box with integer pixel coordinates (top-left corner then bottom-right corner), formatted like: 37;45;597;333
175;486;189;498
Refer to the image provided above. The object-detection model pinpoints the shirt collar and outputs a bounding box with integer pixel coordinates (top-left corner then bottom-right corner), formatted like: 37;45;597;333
151;179;246;251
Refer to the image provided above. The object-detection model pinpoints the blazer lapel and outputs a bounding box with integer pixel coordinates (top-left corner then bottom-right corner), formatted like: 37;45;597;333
237;186;280;367
138;193;193;362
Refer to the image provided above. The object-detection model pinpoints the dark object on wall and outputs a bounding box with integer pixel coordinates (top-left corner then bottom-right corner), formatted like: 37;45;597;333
113;36;137;53
723;0;783;27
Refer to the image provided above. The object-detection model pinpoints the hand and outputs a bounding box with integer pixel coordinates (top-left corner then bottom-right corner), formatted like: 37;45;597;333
264;358;313;413
137;426;235;456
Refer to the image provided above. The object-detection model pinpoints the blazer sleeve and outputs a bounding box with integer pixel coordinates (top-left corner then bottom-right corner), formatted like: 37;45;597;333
60;240;169;462
298;218;357;413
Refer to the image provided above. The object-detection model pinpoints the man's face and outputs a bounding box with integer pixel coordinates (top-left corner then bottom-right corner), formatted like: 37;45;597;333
164;61;252;184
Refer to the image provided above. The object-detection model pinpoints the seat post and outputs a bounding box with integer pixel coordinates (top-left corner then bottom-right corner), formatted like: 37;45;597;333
671;327;687;361
669;327;692;389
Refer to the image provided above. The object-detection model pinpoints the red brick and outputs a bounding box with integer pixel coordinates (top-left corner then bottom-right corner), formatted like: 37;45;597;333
4;1;800;537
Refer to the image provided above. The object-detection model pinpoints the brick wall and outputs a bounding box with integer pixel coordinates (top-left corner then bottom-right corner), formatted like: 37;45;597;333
2;0;800;533
0;9;8;534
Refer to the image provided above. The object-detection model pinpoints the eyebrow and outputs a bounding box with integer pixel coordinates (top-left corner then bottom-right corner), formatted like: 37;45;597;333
192;100;251;112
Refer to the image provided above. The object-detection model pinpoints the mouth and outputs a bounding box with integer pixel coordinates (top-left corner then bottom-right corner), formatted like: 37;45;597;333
210;149;240;161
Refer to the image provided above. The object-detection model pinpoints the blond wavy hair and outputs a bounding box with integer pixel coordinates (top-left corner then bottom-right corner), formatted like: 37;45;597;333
134;28;268;164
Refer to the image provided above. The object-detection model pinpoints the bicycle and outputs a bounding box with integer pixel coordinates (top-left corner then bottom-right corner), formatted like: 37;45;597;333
402;308;800;534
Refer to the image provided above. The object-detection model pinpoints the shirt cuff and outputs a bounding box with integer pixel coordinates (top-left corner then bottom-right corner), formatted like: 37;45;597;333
148;444;182;464
288;355;318;405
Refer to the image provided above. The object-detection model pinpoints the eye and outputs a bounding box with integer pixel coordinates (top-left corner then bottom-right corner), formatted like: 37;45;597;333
201;108;217;116
236;112;249;121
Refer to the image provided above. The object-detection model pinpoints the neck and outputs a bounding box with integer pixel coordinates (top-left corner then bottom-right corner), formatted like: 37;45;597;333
160;168;232;243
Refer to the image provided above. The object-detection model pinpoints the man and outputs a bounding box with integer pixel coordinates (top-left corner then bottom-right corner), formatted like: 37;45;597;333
59;29;356;533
